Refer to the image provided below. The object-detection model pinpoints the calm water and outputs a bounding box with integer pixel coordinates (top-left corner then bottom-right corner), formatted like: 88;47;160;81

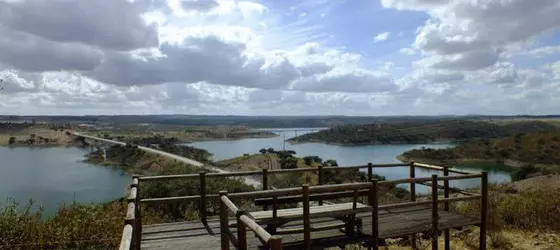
188;128;514;192
0;147;130;216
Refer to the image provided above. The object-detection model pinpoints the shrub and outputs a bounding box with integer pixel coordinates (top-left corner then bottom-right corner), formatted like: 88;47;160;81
510;164;538;181
454;187;560;232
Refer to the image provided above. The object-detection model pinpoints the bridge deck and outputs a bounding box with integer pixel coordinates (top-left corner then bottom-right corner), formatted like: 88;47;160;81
141;205;479;250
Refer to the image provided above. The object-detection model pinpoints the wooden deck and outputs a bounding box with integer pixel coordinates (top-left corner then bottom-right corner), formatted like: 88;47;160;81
141;205;480;250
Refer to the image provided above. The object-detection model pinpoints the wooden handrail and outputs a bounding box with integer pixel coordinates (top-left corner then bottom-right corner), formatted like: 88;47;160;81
119;224;133;250
221;195;239;215
239;214;272;242
137;163;410;182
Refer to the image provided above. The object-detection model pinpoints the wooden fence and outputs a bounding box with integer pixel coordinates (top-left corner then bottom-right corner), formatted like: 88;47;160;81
118;162;488;250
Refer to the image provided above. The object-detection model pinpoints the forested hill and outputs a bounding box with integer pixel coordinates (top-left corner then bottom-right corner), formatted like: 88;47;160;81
288;120;560;145
399;132;560;166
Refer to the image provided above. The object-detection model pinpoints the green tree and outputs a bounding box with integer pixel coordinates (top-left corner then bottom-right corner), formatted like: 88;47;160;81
323;159;338;166
267;148;275;153
8;136;16;145
259;148;267;154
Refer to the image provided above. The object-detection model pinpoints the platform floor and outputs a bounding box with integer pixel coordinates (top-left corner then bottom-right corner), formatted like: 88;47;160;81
141;205;479;250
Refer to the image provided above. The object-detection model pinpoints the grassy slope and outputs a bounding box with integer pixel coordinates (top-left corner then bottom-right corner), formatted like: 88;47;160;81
289;120;560;145
400;132;560;170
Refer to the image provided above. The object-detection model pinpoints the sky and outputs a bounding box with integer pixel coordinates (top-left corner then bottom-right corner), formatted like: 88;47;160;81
0;0;559;116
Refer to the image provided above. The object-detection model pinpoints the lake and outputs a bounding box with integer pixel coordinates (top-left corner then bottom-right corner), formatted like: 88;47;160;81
188;128;515;192
0;146;130;216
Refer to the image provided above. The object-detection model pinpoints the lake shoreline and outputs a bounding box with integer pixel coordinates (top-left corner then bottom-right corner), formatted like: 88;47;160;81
287;139;457;147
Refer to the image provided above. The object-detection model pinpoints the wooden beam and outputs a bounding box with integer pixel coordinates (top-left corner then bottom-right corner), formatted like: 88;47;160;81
239;214;272;242
371;180;379;250
237;210;247;250
367;162;373;182
139;173;199;181
480;172;488;250
220;195;239;215
254;190;370;206
219;191;230;250
200;172;207;222
409;162;417;249
302;185;311;250
119;224;133;250
269;236;283;250
443;166;450;250
431;174;439;250
318;165;324;206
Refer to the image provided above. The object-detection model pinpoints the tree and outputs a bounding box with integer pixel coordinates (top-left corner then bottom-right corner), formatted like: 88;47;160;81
8;136;16;145
323;159;338;167
267;148;275;153
259;148;267;154
303;156;313;165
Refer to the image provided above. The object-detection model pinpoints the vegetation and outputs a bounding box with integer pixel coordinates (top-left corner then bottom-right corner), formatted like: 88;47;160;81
455;185;560;233
129;135;212;162
400;132;560;168
289;120;560;145
0;198;166;250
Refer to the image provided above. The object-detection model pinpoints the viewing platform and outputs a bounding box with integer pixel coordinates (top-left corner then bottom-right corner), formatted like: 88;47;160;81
118;162;488;250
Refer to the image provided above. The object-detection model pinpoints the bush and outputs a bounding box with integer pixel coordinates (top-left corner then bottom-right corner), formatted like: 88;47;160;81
454;187;560;232
0;198;166;250
259;148;267;154
510;164;538;181
8;136;16;145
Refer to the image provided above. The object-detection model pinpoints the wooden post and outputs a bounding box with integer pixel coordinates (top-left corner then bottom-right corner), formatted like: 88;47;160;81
443;166;450;250
270;195;278;234
480;172;488;250
370;180;379;250
318;165;324;206
302;184;311;250
199;172;207;222
367;162;373;182
219;191;230;250
132;176;141;250
269;235;283;250
237;210;247;250
262;168;268;211
409;162;416;249
431;174;439;250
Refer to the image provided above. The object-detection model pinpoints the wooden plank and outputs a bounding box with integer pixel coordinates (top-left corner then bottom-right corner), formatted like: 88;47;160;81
254;190;370;206
249;203;371;223
140;207;481;250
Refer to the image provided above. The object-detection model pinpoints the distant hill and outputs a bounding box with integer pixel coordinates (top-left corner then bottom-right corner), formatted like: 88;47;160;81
399;131;560;167
288;120;560;145
3;114;559;128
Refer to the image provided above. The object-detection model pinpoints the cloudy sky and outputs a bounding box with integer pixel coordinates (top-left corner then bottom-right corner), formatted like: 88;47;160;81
0;0;559;116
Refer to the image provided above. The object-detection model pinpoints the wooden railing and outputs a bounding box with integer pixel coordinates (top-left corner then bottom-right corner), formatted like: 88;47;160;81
118;162;488;250
219;191;283;250
119;175;141;250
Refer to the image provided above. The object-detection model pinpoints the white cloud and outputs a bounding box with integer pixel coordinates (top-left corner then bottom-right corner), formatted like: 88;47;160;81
399;48;416;55
373;32;390;42
383;0;560;71
0;0;559;115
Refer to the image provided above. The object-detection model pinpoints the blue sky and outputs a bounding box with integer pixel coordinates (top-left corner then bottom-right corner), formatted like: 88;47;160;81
0;0;559;115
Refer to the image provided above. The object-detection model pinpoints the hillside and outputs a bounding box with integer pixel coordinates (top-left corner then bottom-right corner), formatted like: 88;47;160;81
288;120;560;145
399;132;560;168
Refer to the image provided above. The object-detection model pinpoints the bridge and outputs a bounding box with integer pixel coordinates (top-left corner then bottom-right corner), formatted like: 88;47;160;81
73;132;262;188
117;162;488;250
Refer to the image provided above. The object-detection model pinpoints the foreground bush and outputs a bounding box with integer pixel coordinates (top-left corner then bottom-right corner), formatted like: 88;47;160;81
0;199;166;250
454;186;560;232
